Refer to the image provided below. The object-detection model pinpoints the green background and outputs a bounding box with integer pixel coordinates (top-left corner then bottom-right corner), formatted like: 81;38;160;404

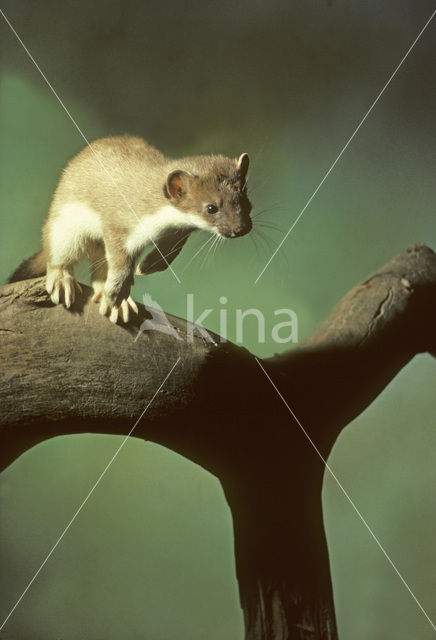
0;1;435;638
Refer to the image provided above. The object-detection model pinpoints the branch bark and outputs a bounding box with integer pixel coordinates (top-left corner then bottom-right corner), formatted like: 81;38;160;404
1;242;435;639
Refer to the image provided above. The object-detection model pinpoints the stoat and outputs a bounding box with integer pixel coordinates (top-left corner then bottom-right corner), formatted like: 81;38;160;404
8;136;252;323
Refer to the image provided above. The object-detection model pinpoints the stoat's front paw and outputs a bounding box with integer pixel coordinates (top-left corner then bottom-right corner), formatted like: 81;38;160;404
46;269;81;309
98;297;139;324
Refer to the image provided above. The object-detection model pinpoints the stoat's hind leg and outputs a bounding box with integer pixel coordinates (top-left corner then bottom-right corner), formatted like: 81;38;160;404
46;265;82;308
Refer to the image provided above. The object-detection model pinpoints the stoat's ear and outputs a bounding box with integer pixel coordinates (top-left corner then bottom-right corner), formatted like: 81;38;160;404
165;170;194;199
236;153;250;183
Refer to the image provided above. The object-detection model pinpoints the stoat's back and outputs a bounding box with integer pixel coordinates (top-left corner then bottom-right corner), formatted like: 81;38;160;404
50;136;168;224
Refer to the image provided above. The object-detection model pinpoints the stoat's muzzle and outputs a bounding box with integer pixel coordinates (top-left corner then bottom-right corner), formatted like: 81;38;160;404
221;217;253;238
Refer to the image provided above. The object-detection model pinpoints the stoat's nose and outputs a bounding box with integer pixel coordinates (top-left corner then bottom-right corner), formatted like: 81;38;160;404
231;220;252;238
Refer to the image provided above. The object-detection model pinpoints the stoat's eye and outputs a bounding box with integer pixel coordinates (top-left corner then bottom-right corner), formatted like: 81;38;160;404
206;203;218;215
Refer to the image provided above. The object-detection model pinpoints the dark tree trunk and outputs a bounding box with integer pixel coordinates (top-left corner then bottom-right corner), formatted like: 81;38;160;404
1;243;435;639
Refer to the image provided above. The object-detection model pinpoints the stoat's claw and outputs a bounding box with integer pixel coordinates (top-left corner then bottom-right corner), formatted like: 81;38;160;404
64;286;72;309
99;300;109;316
99;296;138;324
46;269;78;309
120;300;129;323
109;307;119;324
127;296;138;314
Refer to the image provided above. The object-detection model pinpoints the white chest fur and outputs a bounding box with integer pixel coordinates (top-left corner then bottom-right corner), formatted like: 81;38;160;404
125;205;214;254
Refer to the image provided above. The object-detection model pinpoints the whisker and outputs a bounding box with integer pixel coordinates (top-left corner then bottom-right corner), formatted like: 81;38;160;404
252;202;287;218
245;172;274;197
140;242;189;273
255;228;280;249
202;234;220;269
250;229;278;256
199;235;216;270
213;236;224;258
251;227;291;270
89;256;108;274
182;233;215;273
249;232;261;259
254;221;284;233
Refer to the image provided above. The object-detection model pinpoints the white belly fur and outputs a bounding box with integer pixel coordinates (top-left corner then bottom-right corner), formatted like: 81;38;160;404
49;202;103;264
125;205;214;255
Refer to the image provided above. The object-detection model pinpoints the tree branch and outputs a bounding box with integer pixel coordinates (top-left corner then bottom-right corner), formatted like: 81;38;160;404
1;242;435;639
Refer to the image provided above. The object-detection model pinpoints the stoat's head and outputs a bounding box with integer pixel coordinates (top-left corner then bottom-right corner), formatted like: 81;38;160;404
164;153;252;238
